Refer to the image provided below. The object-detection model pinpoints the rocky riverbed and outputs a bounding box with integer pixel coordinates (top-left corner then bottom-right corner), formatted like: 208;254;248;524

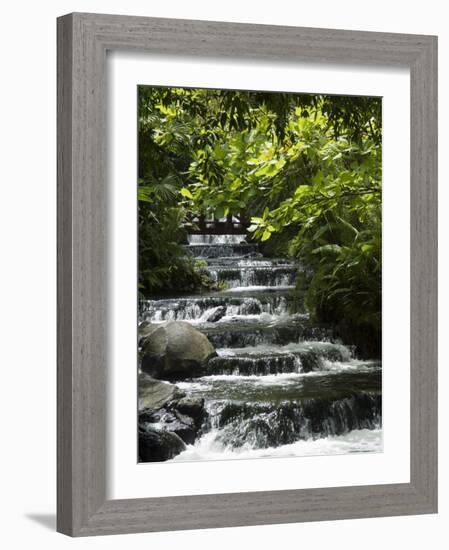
138;234;382;462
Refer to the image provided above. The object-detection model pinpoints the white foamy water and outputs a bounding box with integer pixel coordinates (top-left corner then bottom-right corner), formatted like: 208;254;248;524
188;234;247;244
171;428;383;462
216;341;352;359
176;372;304;391
319;358;382;373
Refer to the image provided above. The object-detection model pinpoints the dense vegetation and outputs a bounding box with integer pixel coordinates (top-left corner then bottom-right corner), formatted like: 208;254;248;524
138;87;381;356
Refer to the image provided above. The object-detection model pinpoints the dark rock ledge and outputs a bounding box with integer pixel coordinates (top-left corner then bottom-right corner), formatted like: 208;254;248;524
138;373;206;462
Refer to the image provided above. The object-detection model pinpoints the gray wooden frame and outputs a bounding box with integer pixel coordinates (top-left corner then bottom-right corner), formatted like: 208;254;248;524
57;12;438;537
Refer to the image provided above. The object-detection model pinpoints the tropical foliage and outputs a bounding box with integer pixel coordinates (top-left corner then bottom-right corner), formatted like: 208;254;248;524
138;87;381;355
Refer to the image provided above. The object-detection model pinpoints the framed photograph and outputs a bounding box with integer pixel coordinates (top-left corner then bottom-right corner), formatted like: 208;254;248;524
57;13;437;536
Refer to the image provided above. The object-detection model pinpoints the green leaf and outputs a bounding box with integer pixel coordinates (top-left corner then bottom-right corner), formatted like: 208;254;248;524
294;185;310;199
312;244;342;255
312;171;324;185
180;187;193;199
247;224;259;232
230;178;242;191
336;216;359;236
213;144;225;159
261;230;272;241
312;224;331;241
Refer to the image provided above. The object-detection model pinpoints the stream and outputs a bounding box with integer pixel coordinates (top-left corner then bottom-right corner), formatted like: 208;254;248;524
139;234;382;461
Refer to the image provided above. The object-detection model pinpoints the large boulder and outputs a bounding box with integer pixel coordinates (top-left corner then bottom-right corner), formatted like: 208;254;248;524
138;322;158;346
141;321;216;380
138;373;184;411
139;426;185;462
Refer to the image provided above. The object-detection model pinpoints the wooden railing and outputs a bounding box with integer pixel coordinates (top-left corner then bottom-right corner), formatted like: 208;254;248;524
186;212;250;235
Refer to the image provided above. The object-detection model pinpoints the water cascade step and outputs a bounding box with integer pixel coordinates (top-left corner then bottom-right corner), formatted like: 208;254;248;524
208;393;382;449
140;287;300;323
205;343;360;376
200;317;336;349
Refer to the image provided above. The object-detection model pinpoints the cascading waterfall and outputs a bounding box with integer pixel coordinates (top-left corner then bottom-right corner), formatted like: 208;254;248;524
140;234;382;461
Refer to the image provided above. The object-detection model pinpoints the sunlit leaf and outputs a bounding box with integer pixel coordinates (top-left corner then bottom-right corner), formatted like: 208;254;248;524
180;187;193;199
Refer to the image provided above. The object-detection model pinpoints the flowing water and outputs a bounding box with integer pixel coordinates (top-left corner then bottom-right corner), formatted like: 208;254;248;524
140;234;382;461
